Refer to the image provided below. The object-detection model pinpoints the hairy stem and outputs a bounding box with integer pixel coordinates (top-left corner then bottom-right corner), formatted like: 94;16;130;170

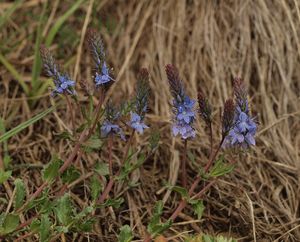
98;130;135;203
16;90;105;214
204;136;224;173
181;139;188;188
65;94;75;135
209;122;213;157
108;135;113;177
143;137;224;242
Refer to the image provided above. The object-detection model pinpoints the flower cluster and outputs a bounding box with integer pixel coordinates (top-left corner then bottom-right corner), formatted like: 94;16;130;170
127;69;150;134
40;46;76;96
87;29;113;86
166;64;196;139
224;78;257;148
101;101;125;140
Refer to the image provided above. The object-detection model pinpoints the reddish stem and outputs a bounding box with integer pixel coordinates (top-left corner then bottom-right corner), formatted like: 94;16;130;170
97;130;135;203
108;135;113;177
209;122;213;157
181;139;188;188
204;137;224;173
16;90;105;214
143;137;225;242
142;180;216;242
65;94;75;135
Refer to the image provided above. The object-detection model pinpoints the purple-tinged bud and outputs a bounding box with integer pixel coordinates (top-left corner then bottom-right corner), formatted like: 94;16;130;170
165;64;184;99
166;64;196;139
197;90;212;125
40;46;75;96
40;45;60;79
222;99;235;137
135;68;150;118
233;77;249;114
86;29;113;87
86;28;105;68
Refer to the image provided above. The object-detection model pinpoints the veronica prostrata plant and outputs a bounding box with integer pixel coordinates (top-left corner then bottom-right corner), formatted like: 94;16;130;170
142;67;257;242
0;32;258;242
0;29;157;241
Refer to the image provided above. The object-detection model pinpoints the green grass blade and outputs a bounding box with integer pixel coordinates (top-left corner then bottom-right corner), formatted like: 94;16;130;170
31;1;48;95
0;0;23;29
45;0;85;47
0;106;55;143
0;52;29;95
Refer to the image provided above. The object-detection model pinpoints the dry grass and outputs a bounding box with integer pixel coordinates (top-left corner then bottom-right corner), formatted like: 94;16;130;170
1;0;300;241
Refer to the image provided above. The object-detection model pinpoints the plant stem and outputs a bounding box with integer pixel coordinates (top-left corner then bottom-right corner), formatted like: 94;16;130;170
181;139;188;188
143;137;224;242
88;88;104;137
204;136;224;173
108;134;113;177
209;122;213;157
65;94;75;135
16;90;105;214
98;130;135;203
142;180;216;242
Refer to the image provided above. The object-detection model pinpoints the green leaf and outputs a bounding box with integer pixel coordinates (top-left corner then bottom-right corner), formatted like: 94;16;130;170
201;234;237;242
54;194;73;225
95;162;109;176
90;175;102;202
55;226;69;233
0;213;19;235
82;136;103;149
197;167;210;181
29;218;40;233
147;219;172;239
40;214;51;242
0;106;55;143
118;225;133;242
13;178;26;209
42;157;62;182
147;201;172;238
117;152;145;181
77;218;95;232
0;170;11;184
98;197;124;209
45;0;84;47
209;156;235;177
61;165;80;184
189;199;205;220
166;185;189;199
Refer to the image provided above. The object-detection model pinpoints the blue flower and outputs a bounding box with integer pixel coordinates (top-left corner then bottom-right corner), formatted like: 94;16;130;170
95;62;113;86
224;110;256;148
128;112;149;134
101;121;125;140
172;95;196;139
40;46;76;96
52;75;76;96
223;78;257;149
165;64;196;140
172;121;196;139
